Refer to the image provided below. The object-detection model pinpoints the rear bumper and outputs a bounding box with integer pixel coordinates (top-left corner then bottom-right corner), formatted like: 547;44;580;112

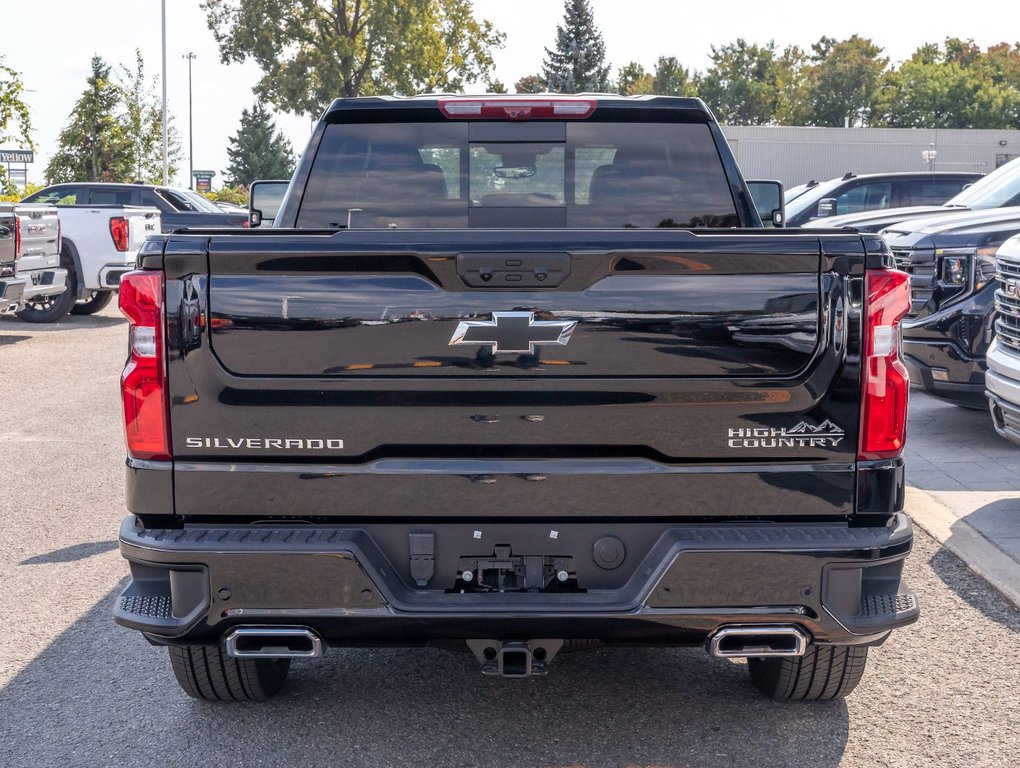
98;263;133;289
21;267;67;300
902;339;986;407
115;513;918;649
0;276;26;313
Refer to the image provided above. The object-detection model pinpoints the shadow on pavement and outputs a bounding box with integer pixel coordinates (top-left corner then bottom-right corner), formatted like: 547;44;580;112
0;314;125;331
928;542;1020;634
0;589;850;768
0;334;30;346
19;540;118;565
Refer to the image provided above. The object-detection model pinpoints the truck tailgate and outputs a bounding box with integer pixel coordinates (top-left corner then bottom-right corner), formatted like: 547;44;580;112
14;204;59;272
163;229;866;519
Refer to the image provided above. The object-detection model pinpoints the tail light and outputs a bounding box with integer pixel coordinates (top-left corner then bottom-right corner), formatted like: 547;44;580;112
110;216;129;251
14;214;21;260
859;269;911;460
119;271;170;461
56;218;62;255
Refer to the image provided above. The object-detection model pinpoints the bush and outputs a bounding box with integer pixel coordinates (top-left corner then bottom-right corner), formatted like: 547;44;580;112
201;185;248;206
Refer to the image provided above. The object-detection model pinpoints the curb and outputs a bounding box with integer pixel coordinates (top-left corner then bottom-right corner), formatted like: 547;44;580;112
905;486;1020;609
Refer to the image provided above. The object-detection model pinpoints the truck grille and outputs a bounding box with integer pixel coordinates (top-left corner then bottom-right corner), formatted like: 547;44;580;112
891;248;935;317
995;253;1020;358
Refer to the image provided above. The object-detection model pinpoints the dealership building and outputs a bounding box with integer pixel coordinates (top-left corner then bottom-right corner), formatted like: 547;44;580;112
722;125;1020;186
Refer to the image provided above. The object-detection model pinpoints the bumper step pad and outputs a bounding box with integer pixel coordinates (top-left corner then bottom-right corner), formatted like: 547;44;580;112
119;593;173;621
861;593;918;618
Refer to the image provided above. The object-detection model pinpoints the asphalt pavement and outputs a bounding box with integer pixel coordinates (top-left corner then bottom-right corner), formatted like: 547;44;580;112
2;306;1019;768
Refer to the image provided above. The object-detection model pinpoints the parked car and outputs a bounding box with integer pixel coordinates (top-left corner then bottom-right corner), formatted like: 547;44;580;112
23;183;248;232
11;203;68;322
114;94;918;704
884;206;1020;407
12;191;160;322
214;201;249;216
985;232;1020;443
0;203;27;314
805;157;1020;233
785;171;982;227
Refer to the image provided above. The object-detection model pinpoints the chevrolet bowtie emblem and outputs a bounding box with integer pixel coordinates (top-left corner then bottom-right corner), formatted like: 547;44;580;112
449;311;577;354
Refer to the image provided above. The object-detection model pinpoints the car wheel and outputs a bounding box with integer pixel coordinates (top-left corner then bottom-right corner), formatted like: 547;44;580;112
747;645;869;701
168;644;291;702
70;289;114;316
15;256;77;323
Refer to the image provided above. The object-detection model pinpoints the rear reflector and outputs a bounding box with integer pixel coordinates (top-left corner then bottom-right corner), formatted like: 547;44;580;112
110;216;129;252
439;98;597;120
119;271;170;461
859;269;911;460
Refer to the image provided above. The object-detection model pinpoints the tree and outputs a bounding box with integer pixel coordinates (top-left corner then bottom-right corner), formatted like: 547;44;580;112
118;50;182;183
46;57;134;184
803;35;887;127
616;62;653;95
541;0;611;92
873;40;1020;129
225;102;295;187
698;40;787;125
202;0;504;118
0;57;34;193
515;74;547;94
652;56;696;97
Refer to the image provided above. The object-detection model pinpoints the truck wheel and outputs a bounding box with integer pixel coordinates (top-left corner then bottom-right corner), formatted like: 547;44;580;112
70;289;114;315
747;645;868;701
15;258;77;324
168;645;291;702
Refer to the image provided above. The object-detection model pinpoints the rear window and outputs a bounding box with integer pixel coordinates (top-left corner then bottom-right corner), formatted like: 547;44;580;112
22;186;84;206
296;121;739;229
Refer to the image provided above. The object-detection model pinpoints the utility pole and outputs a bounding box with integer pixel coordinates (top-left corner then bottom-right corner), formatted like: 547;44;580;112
183;52;197;189
161;0;168;185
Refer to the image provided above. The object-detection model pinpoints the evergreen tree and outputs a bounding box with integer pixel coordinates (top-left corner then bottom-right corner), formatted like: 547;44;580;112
225;103;295;187
118;50;181;183
541;0;611;93
46;57;133;183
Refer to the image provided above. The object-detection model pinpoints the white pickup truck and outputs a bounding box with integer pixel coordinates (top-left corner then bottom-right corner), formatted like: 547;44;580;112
15;192;160;322
8;204;66;321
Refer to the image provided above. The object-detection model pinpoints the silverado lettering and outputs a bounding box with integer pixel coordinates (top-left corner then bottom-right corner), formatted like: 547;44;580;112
183;437;345;450
113;94;919;704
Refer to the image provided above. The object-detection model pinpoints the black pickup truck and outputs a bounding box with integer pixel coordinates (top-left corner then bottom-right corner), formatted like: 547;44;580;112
114;95;918;703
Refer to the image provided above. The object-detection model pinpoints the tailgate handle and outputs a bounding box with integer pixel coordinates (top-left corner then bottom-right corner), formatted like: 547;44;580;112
457;253;570;288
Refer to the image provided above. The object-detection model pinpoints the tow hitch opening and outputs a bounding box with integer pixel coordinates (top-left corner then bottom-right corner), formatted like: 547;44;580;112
466;639;564;677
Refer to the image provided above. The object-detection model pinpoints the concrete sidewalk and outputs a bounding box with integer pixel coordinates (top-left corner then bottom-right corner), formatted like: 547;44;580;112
905;391;1020;605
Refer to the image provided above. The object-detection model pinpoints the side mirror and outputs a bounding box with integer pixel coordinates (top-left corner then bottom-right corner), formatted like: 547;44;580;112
248;179;290;228
746;180;785;228
816;198;837;218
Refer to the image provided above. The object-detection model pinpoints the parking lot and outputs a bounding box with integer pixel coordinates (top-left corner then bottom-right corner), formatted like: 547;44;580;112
2;307;1019;768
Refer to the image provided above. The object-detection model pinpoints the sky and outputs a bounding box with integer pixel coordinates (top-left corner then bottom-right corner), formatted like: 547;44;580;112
2;0;1016;187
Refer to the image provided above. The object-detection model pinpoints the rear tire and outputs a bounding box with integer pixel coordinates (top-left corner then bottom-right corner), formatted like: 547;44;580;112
747;645;869;701
168;645;291;702
70;289;114;315
15;256;76;323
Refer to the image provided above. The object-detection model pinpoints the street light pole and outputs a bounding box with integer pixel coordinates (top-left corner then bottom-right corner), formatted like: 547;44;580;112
161;0;168;185
183;52;197;189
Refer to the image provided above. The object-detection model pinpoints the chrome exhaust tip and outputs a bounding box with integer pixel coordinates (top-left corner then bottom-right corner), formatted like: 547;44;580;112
708;625;809;658
223;627;324;659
